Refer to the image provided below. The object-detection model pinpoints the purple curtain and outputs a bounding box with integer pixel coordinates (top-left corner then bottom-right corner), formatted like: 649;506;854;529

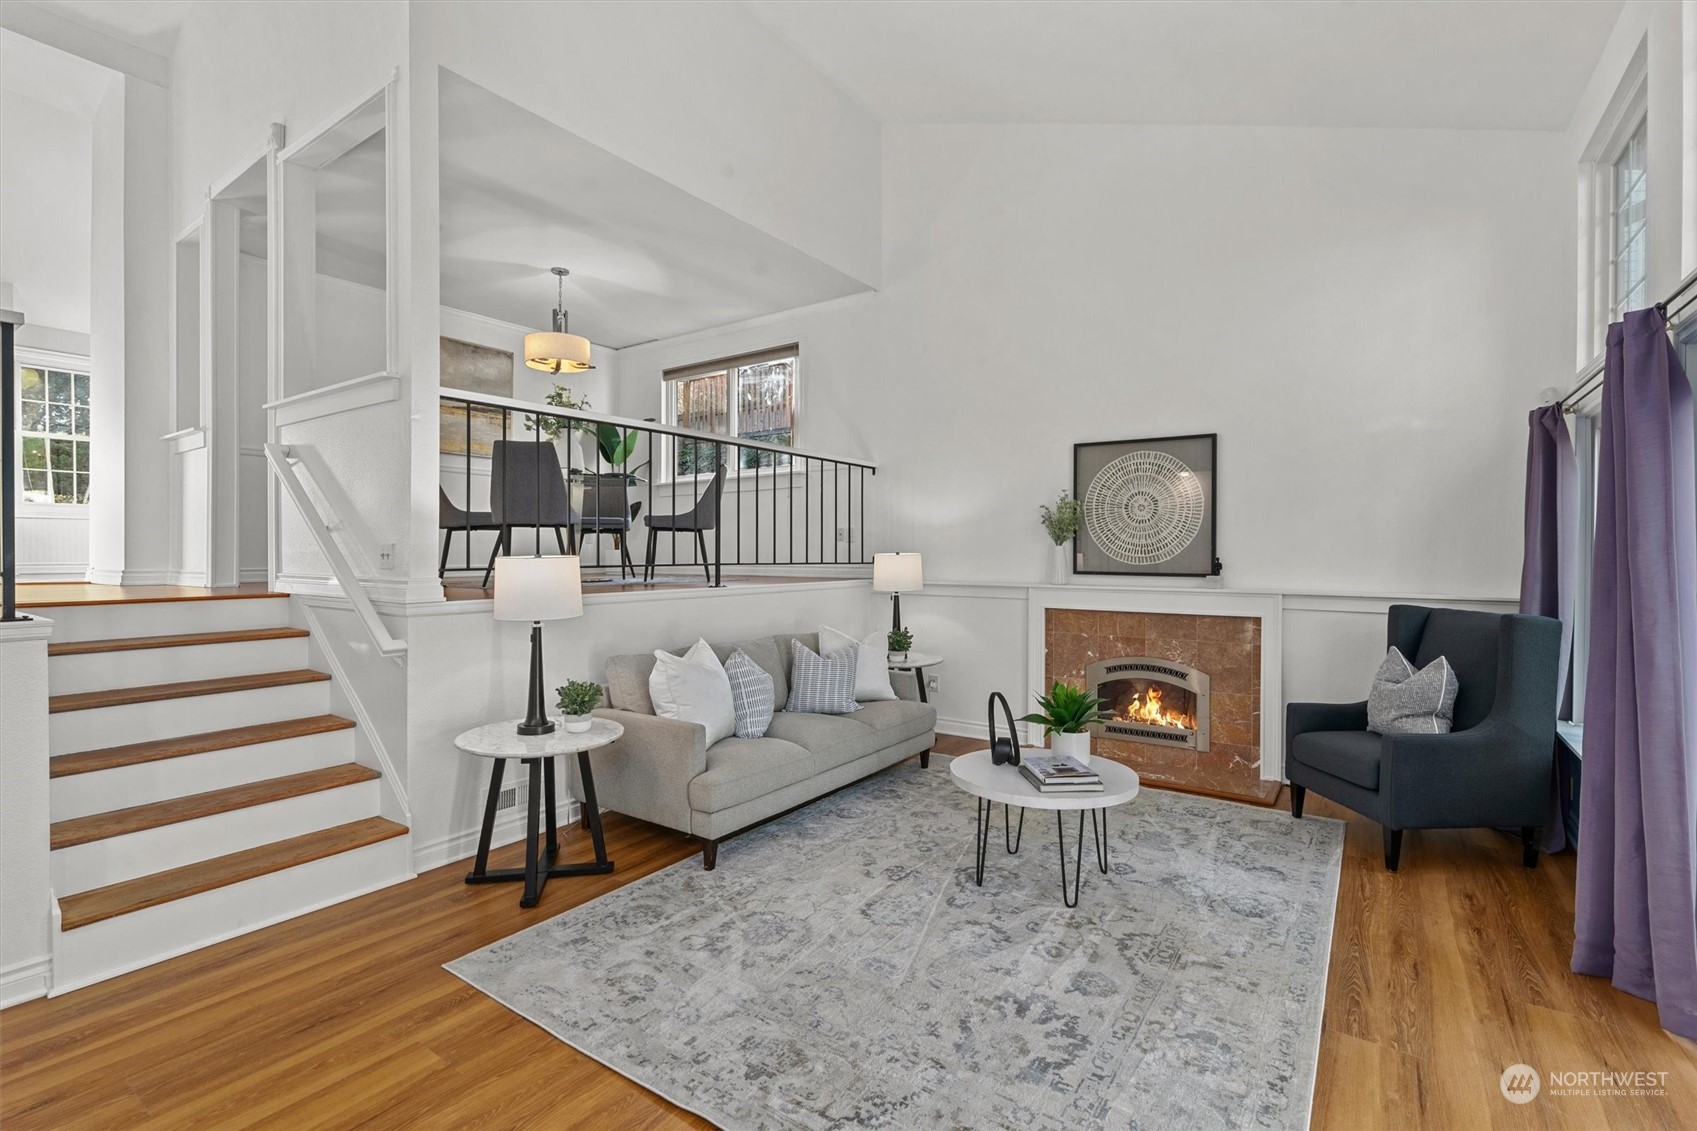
1519;405;1577;852
1571;307;1697;1040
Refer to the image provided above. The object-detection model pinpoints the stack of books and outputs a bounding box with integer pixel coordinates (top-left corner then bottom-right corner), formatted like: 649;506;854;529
1019;754;1104;793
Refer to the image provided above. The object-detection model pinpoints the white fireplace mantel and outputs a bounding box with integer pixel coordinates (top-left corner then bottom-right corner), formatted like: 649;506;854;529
1027;586;1285;781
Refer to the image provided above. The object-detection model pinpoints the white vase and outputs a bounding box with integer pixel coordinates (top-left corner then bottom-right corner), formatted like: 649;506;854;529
1050;543;1070;585
1050;730;1091;764
888;650;908;664
562;714;593;734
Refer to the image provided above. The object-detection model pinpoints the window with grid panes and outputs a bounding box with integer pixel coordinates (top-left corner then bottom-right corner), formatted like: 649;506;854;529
18;365;91;504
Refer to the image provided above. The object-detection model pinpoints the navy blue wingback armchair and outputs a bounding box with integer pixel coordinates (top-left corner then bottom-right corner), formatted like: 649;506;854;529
1286;604;1561;872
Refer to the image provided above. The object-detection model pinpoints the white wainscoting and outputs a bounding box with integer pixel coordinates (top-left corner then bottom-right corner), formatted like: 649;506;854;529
13;506;90;580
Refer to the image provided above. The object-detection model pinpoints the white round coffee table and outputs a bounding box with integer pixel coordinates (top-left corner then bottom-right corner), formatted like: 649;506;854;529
949;748;1140;907
456;717;623;908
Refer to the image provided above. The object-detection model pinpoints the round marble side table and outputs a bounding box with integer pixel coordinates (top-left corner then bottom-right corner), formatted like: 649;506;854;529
456;717;623;908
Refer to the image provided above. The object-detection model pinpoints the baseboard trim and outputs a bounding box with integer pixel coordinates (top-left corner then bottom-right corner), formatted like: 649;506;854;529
118;570;175;586
85;568;124;585
411;799;581;874
0;955;52;1008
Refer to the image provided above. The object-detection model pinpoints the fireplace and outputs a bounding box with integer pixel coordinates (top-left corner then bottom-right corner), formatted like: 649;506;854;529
1087;657;1210;752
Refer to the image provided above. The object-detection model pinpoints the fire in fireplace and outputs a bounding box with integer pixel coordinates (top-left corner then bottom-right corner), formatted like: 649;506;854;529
1085;657;1210;751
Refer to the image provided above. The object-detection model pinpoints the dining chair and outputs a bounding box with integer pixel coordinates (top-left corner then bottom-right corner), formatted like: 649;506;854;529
438;488;500;578
578;473;643;579
643;464;727;582
480;441;579;588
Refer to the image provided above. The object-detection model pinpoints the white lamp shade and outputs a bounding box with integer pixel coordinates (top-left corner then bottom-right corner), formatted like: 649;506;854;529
524;330;593;373
493;555;583;622
872;552;923;593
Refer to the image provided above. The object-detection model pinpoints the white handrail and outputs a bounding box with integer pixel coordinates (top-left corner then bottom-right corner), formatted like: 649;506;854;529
264;442;408;661
439;389;878;471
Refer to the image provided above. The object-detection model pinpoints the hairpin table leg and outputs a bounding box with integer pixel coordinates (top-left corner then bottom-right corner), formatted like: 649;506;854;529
1057;808;1087;908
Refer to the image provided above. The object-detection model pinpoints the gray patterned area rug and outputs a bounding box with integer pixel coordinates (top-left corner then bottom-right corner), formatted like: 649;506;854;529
447;757;1344;1130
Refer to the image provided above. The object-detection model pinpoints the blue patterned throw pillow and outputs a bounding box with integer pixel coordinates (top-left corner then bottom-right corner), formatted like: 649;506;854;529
724;649;775;739
786;640;862;715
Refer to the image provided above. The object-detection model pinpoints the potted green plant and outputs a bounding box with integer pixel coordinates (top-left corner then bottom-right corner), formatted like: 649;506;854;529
887;626;914;664
1020;679;1107;763
1038;491;1083;585
555;680;602;733
526;385;597;465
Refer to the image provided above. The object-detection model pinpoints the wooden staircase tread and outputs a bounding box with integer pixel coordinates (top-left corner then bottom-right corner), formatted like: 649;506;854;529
58;817;408;931
49;627;310;656
51;716;357;778
51;764;380;849
48;669;330;713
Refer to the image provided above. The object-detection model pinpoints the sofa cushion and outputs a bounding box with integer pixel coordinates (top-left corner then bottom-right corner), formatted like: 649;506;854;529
724;649;776;739
649;639;735;747
688;736;815;812
785;641;862;715
847;699;936;747
706;637;789;709
1291;730;1382;791
606;652;660;713
764;711;881;769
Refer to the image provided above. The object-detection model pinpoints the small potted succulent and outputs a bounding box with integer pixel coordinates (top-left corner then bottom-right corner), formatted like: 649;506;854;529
1020;680;1107;763
555;680;603;733
1038;491;1083;585
887;627;914;664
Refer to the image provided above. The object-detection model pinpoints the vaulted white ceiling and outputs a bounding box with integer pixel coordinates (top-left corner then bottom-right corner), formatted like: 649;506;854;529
435;71;868;349
742;0;1624;130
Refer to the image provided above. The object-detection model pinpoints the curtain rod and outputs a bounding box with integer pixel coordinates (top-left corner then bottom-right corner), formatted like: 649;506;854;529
1559;267;1697;414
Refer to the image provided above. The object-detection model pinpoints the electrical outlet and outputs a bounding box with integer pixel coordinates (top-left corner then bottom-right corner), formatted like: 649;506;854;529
379;542;397;571
836;526;847;542
927;675;940;694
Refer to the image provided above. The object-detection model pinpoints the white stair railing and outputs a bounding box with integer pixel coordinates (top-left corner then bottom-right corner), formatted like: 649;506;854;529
264;442;408;661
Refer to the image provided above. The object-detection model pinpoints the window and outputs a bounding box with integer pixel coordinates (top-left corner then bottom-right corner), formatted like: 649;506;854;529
1610;118;1648;321
17;362;91;504
664;345;798;475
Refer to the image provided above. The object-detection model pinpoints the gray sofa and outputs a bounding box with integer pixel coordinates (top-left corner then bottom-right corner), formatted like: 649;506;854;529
569;632;937;869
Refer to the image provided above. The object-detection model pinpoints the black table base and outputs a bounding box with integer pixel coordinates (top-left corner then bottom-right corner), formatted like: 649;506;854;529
465;749;613;908
973;798;1109;908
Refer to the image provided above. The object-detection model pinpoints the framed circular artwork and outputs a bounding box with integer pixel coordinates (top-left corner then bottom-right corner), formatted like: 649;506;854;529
1073;434;1218;577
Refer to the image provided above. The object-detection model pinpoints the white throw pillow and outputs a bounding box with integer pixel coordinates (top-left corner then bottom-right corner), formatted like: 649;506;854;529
820;625;897;702
649;638;735;747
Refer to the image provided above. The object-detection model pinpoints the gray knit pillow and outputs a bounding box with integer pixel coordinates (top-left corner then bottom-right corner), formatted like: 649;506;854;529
786;640;862;715
1367;647;1459;735
724;649;775;739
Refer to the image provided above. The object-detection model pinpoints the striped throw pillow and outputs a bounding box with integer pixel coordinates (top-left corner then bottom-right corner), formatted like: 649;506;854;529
725;649;775;738
786;640;862;715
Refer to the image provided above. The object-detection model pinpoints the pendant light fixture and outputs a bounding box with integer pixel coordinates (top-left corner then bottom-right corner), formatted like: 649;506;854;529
524;266;594;373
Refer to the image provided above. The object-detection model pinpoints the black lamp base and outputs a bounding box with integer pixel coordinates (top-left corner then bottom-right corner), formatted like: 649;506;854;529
516;621;556;736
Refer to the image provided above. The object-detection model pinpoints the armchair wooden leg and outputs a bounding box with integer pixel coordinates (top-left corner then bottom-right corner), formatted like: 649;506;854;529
919;748;931;769
702;839;718;871
1289;784;1306;819
1384;827;1403;872
1521;826;1540;869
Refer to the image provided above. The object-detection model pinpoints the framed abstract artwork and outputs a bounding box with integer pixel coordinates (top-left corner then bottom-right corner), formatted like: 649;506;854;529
1073;434;1218;577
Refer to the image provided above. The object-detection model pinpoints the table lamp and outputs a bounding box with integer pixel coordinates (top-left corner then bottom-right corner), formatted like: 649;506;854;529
872;552;923;634
494;555;583;735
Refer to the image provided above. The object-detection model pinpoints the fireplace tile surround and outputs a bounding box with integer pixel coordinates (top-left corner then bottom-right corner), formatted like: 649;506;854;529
1036;593;1282;805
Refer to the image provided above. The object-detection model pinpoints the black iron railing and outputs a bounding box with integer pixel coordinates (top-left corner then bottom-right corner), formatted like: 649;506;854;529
2;308;22;621
438;392;876;587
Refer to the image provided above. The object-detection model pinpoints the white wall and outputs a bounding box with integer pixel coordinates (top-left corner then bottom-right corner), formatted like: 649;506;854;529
418;0;881;287
0;88;92;339
0;618;53;1006
619;123;1573;736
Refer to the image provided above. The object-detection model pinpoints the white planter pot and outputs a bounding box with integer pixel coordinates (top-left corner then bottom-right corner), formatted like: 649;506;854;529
1050;730;1091;764
888;651;908;664
1050;544;1071;585
562;714;594;734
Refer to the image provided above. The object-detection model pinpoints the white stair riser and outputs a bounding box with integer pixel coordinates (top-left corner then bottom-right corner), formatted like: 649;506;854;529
51;836;412;996
50;731;356;821
49;637;311;695
35;599;293;643
53;779;381;894
51;682;332;755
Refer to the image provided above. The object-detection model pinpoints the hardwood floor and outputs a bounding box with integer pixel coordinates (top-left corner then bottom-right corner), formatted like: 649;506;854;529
15;582;280;607
4;735;1695;1129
